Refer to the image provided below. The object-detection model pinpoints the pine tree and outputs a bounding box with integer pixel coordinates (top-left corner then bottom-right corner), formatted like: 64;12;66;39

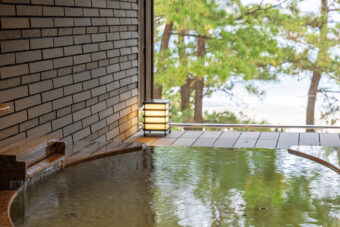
276;0;340;130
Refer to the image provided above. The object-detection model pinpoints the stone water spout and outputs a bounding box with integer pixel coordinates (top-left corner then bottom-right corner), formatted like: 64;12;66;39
0;104;10;114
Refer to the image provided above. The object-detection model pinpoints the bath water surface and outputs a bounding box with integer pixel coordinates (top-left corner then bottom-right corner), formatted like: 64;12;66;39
10;146;340;226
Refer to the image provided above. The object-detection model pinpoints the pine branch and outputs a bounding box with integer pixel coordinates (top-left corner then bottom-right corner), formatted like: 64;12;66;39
318;88;340;93
171;32;210;39
235;0;289;20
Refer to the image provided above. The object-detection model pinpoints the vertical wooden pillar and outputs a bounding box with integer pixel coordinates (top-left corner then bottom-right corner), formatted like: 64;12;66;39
145;0;154;100
139;0;154;106
139;0;145;105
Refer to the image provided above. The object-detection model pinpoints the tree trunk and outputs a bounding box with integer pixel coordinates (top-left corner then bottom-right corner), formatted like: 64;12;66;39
154;22;174;99
177;30;193;129
181;78;193;130
153;86;162;99
194;37;206;124
305;0;328;132
194;77;204;123
306;71;321;132
181;78;192;110
178;30;191;112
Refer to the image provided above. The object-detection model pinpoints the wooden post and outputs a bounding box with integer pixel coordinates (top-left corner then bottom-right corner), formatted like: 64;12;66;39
139;0;154;106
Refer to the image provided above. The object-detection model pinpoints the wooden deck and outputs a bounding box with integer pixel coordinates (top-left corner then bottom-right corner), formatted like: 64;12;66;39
126;130;340;148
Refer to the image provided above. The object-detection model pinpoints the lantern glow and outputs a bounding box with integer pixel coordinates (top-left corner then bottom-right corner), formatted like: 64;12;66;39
144;103;169;110
144;117;169;123
144;124;169;130
144;110;169;116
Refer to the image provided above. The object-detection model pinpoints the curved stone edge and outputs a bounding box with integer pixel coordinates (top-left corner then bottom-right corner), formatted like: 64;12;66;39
0;190;17;227
288;149;340;174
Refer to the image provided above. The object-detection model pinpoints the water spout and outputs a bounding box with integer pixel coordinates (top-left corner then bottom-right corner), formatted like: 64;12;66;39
0;103;10;114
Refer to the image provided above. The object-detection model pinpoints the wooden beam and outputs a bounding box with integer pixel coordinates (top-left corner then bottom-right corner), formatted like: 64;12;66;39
139;0;145;106
145;0;154;100
139;0;154;106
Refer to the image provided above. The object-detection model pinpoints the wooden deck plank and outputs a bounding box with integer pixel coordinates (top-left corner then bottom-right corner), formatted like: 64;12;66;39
181;131;204;138
131;137;158;145
192;138;217;147
172;138;197;146
151;138;177;146
127;130;340;149
165;130;185;138
219;131;242;139
319;133;340;146
213;138;236;148
234;140;257;148
238;132;261;140
299;133;320;146
199;131;222;139
255;140;277;149
277;133;299;148
259;132;280;140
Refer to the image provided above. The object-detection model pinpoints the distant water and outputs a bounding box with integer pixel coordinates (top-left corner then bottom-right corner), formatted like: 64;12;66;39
204;75;340;132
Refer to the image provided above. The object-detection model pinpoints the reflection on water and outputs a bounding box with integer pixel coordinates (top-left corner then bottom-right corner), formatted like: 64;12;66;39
11;147;340;226
11;150;154;227
151;147;340;226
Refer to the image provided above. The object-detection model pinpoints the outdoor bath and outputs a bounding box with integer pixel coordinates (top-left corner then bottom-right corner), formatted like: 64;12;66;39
0;0;339;226
9;146;340;226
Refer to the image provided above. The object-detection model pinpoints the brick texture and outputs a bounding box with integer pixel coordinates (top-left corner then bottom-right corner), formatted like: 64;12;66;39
0;0;139;147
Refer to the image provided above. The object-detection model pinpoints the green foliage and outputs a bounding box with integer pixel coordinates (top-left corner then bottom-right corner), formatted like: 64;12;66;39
154;0;286;123
276;4;340;78
155;0;340;125
155;0;283;86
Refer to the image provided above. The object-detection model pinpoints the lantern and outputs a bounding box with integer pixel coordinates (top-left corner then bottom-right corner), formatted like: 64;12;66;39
143;99;171;136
